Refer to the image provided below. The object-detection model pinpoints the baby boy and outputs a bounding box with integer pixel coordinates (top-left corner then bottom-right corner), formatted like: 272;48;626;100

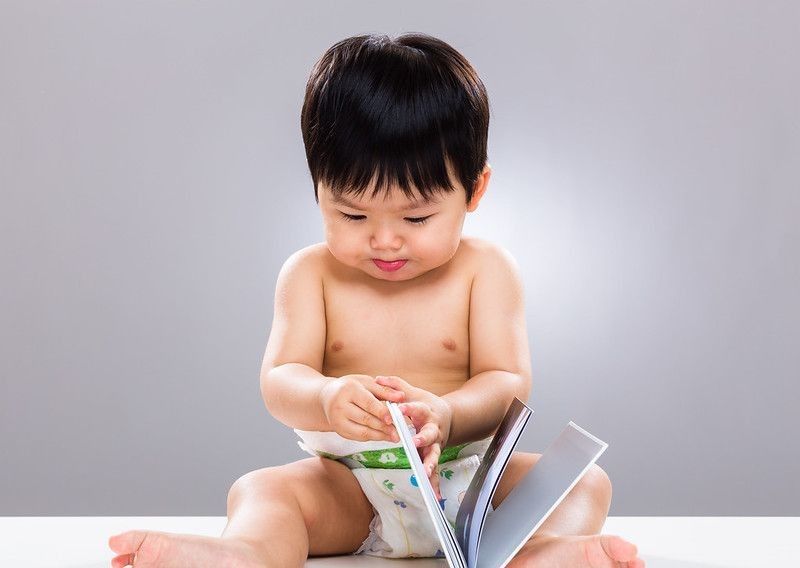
109;33;643;568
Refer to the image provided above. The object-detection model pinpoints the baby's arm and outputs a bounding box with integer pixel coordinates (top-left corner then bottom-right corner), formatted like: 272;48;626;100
443;243;532;445
260;249;329;430
259;248;402;438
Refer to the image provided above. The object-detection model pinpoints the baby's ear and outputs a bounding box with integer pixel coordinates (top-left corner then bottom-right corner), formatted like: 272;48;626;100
467;164;491;212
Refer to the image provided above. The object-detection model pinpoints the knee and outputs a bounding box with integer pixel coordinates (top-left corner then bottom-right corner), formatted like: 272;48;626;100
580;464;612;508
227;468;261;511
227;465;292;511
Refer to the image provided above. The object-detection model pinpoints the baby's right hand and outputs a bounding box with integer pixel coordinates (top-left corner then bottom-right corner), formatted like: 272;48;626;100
319;374;405;443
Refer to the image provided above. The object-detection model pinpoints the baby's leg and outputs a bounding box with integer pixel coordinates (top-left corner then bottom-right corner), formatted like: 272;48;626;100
108;457;373;568
494;452;644;568
222;457;374;562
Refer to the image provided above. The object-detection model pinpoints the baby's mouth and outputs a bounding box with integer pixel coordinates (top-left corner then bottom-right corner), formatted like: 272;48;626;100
372;259;408;272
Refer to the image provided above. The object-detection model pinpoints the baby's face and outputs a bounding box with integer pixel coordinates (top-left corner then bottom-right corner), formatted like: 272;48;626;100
317;182;471;282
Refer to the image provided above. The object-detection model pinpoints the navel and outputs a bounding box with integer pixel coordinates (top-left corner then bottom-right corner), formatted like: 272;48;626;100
441;338;457;351
330;340;344;352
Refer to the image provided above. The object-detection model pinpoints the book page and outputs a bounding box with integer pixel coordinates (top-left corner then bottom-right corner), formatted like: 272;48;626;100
475;422;608;568
455;398;533;568
386;402;467;568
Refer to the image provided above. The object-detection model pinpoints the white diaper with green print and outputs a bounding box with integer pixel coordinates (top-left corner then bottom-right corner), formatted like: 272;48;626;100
294;428;492;559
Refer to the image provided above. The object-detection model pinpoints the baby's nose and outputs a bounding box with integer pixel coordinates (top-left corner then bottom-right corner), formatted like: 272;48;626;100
371;226;403;250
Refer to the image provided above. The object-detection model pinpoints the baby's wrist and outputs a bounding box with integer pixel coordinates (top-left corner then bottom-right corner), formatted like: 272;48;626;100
436;396;454;446
317;378;336;431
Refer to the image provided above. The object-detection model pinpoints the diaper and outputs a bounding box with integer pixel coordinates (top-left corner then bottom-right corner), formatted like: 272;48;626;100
295;428;492;558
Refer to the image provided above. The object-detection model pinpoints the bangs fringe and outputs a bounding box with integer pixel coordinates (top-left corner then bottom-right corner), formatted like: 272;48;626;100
315;134;459;202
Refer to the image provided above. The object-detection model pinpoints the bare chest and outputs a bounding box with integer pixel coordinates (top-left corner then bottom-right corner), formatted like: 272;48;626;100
322;276;472;395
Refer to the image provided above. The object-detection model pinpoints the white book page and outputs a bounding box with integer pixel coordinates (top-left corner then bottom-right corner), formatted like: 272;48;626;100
386;402;466;568
475;422;608;568
456;398;532;568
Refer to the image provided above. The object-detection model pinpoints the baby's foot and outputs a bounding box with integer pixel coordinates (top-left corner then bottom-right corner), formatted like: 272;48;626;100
507;533;645;568
108;530;265;568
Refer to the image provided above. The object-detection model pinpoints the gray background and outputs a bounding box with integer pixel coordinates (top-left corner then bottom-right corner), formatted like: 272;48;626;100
1;1;798;516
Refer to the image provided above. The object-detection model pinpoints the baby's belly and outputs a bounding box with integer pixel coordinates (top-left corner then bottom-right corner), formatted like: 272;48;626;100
323;365;469;397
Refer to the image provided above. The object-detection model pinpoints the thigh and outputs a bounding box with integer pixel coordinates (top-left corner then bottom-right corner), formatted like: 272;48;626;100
491;451;541;509
229;457;375;556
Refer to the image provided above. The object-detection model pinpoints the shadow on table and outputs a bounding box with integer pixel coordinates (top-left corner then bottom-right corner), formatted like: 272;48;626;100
643;556;734;568
65;557;735;568
64;559;446;568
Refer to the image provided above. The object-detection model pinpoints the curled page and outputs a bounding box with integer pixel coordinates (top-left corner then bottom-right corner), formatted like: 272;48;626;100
456;398;532;568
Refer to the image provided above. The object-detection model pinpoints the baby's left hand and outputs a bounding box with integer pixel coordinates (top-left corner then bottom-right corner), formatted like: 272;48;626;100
375;375;453;500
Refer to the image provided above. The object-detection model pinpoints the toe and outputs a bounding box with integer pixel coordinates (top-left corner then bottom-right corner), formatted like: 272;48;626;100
108;530;165;566
108;531;145;554
601;535;638;562
111;553;134;568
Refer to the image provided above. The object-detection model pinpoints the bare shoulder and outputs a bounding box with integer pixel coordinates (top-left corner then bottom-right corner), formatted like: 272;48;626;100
283;241;328;264
272;243;329;311
458;236;522;280
278;242;329;277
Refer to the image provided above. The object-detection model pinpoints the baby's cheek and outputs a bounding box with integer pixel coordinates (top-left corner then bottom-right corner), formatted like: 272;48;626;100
415;232;444;255
326;233;358;263
422;234;460;266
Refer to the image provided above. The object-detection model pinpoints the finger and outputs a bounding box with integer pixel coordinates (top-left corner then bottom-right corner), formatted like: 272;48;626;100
399;403;433;444
390;411;414;434
369;376;406;403
344;419;397;442
423;444;442;500
375;375;409;391
348;406;397;442
371;383;406;404
399;401;432;428
413;421;440;448
431;467;442;502
349;404;394;434
386;423;400;443
422;443;441;475
355;389;396;427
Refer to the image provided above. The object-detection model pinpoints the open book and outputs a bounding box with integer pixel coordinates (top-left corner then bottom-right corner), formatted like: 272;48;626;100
385;398;607;568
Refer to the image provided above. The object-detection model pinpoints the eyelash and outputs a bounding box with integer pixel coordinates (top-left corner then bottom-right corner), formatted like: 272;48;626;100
339;213;432;225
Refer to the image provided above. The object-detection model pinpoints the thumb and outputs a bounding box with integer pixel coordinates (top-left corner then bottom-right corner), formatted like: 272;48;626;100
399;401;431;429
375;375;413;394
367;377;405;403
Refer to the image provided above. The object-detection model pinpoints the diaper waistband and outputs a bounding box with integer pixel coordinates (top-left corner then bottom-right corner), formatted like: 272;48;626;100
294;428;491;469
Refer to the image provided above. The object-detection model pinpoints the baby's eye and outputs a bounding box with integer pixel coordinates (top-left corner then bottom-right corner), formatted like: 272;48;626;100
406;215;432;225
340;213;366;222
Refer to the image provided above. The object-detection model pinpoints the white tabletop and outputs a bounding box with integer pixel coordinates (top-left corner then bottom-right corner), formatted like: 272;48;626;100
0;517;796;568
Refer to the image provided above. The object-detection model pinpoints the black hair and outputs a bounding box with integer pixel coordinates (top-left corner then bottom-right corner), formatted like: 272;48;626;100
301;33;489;204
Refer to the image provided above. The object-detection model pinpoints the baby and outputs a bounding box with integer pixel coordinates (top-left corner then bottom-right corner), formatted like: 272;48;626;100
109;33;644;567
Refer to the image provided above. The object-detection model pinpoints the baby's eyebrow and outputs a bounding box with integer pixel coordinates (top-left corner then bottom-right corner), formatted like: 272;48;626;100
331;193;440;212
